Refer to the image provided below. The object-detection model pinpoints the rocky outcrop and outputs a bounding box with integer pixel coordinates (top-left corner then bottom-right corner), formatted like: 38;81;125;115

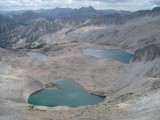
151;81;160;90
91;91;106;98
132;44;160;62
45;83;63;89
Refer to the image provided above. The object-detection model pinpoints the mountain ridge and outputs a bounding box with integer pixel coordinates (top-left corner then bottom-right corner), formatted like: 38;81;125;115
0;6;160;49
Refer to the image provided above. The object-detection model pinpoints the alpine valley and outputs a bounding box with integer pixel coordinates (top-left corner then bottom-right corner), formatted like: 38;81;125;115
0;6;160;120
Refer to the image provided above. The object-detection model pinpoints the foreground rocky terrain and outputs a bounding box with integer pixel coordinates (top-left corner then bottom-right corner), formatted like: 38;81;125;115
0;7;160;120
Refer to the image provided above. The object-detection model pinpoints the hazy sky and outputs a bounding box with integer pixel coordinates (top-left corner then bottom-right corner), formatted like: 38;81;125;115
0;0;160;11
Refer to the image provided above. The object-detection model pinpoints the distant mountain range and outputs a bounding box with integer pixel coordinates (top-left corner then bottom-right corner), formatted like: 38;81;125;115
0;6;132;16
0;6;160;49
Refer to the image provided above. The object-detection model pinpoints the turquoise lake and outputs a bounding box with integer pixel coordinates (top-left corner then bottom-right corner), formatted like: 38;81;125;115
83;48;133;63
28;79;105;107
26;52;48;60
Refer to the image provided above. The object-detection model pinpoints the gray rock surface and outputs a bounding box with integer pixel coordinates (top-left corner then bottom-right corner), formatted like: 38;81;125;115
132;44;160;62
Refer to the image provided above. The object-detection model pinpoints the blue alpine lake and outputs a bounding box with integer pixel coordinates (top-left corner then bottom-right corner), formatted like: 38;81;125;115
26;52;48;60
83;48;133;63
28;79;105;107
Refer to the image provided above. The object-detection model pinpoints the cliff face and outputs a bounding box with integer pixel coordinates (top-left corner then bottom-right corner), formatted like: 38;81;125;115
132;44;160;62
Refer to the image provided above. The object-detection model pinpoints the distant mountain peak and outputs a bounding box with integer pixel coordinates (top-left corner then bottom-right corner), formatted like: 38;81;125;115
22;11;39;16
152;7;160;12
132;6;160;17
79;6;95;11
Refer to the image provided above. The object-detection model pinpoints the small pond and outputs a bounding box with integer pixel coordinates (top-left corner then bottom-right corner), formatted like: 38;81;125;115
83;48;133;63
26;52;48;60
28;79;105;107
